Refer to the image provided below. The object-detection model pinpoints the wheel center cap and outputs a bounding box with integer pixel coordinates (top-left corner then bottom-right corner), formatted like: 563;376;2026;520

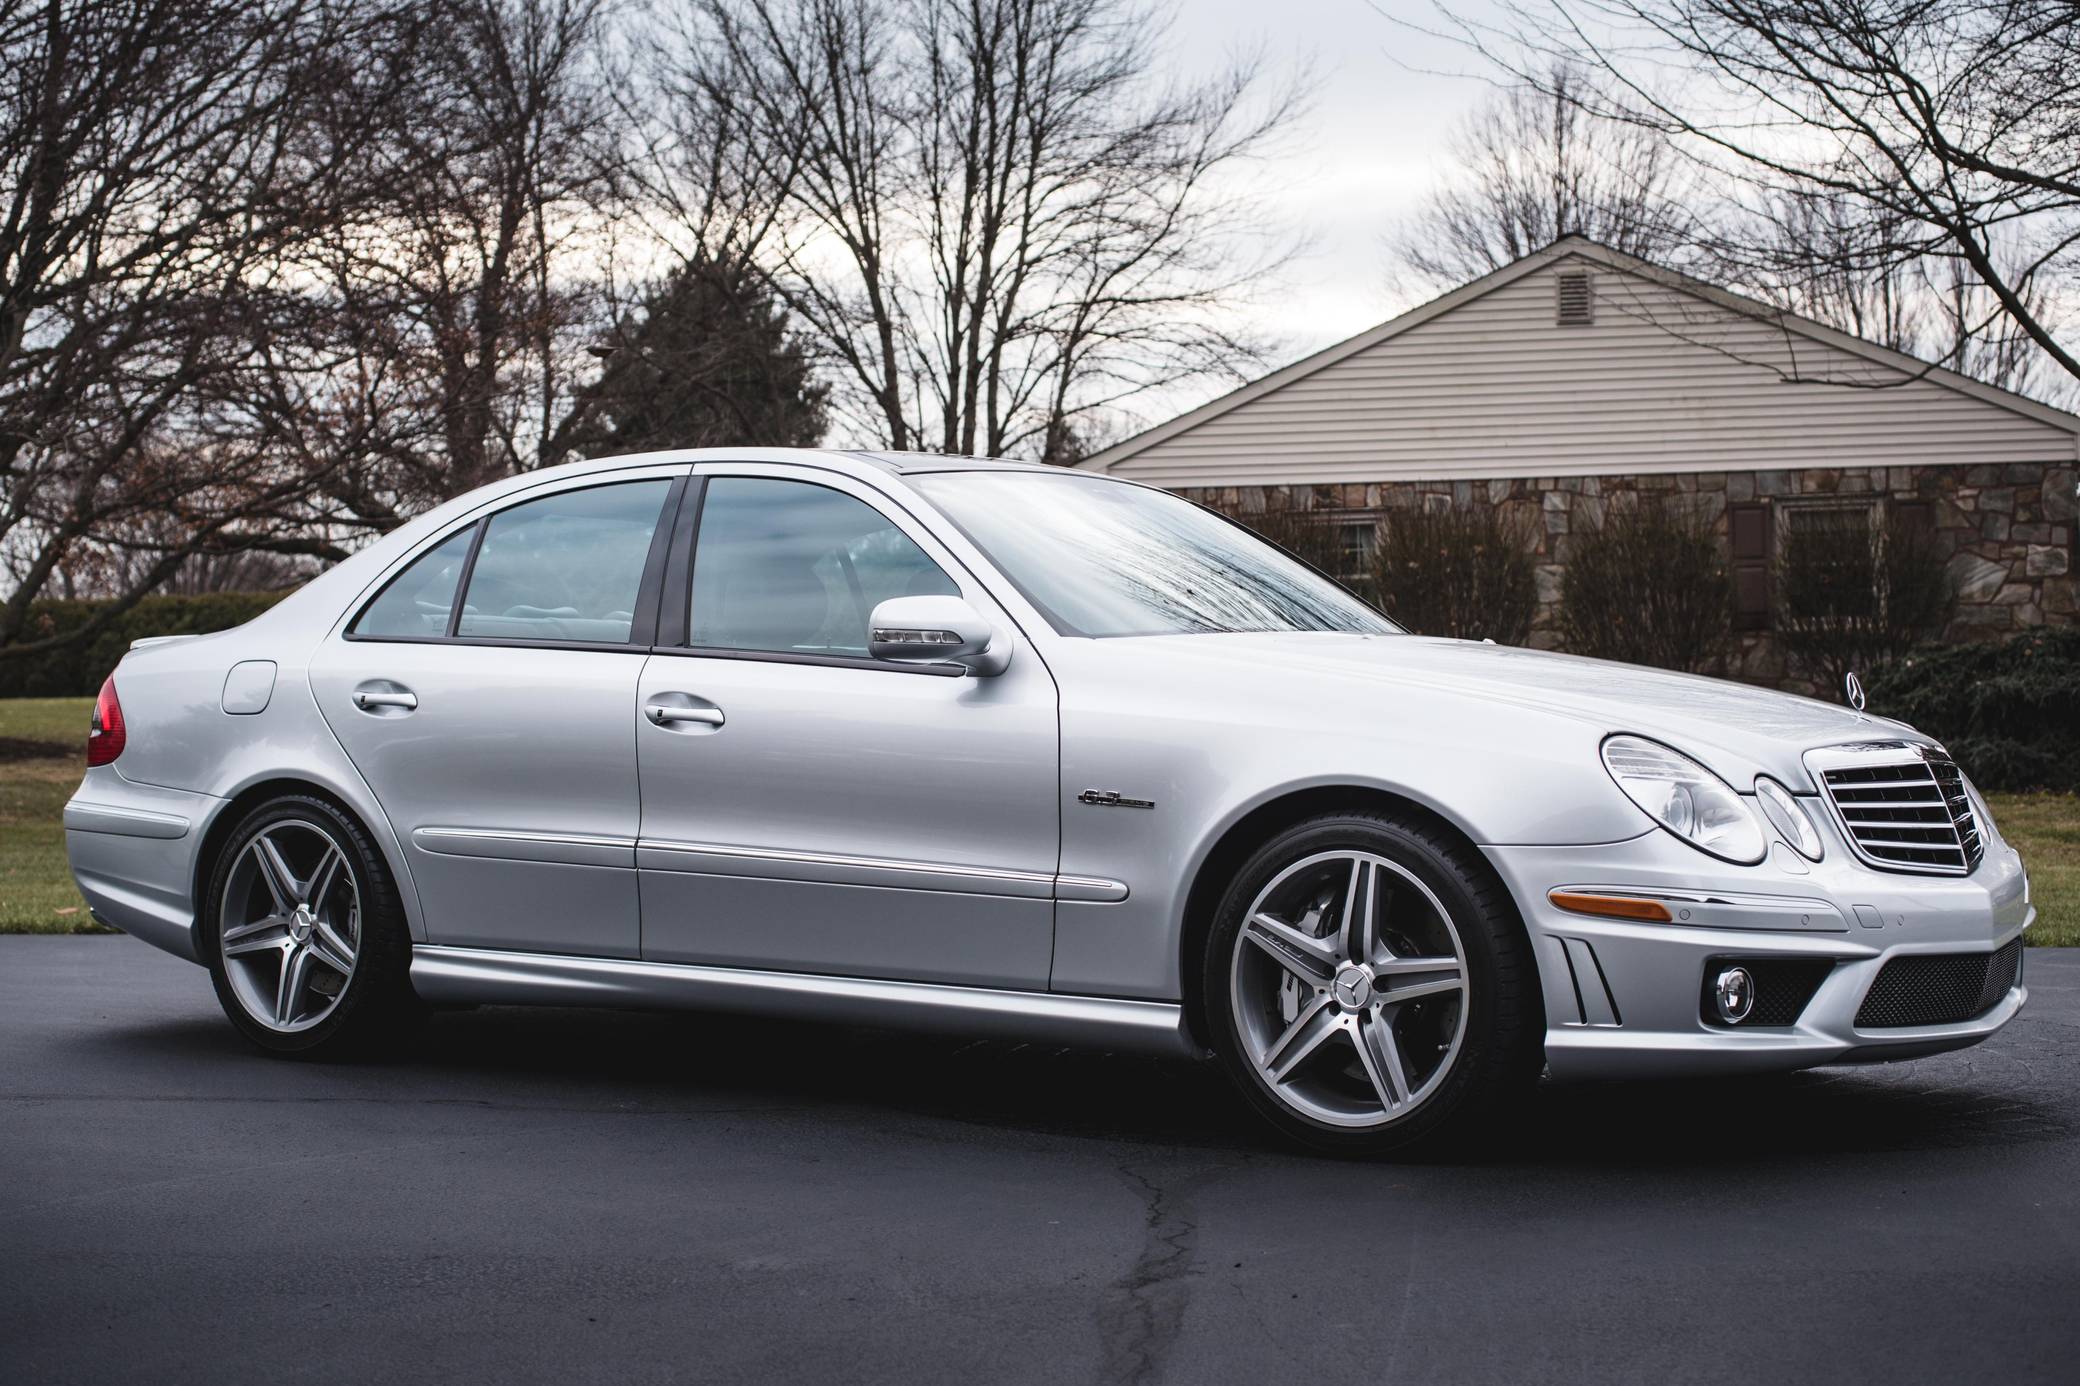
1332;965;1374;1011
289;906;314;944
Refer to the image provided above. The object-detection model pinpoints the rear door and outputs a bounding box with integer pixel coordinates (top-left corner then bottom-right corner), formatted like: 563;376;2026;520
633;463;1062;988
310;467;685;958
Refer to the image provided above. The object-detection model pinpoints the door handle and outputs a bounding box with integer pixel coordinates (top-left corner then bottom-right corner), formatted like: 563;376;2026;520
353;689;418;711
646;701;724;727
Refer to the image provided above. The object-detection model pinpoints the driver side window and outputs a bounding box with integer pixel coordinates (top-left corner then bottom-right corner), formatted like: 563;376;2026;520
689;477;959;657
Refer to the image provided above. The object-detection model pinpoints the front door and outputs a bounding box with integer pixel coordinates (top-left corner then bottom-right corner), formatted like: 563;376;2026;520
311;471;683;957
634;465;1060;988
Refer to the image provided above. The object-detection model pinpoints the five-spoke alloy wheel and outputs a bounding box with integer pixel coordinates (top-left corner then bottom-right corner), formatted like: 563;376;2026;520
1205;811;1540;1155
220;820;362;1032
205;794;422;1057
1231;850;1469;1126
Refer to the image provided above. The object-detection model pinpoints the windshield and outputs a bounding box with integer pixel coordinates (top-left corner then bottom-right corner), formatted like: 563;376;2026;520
913;470;1397;638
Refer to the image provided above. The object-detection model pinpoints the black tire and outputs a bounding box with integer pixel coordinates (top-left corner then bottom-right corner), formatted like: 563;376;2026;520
202;793;425;1059
1202;810;1542;1156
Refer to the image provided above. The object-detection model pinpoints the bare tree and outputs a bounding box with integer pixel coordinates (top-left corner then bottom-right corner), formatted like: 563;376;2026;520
270;0;621;531
1728;189;2065;397
3;0;1303;660
649;0;1302;458
1417;0;2080;390
0;0;421;661
1390;64;1705;291
1739;193;1927;353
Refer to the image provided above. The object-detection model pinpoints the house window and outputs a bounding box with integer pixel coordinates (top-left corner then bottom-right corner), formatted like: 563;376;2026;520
1337;518;1379;584
1775;499;1884;625
1729;495;1935;632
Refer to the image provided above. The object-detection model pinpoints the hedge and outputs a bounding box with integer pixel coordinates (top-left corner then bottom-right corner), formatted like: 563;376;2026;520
1864;627;2080;793
0;592;289;698
1557;501;1732;672
1371;504;1537;644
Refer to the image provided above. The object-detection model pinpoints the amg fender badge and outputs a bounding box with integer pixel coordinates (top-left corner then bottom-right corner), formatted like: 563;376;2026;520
1078;789;1155;810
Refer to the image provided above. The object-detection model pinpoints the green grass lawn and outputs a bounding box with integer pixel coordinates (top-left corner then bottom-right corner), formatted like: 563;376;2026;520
1;697;101;932
2;695;2076;941
1988;791;2080;946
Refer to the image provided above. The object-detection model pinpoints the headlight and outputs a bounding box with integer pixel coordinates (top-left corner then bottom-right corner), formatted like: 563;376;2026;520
1754;775;1824;860
1601;734;1766;864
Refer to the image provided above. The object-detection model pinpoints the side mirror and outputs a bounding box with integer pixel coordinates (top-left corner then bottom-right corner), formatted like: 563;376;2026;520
868;595;1010;676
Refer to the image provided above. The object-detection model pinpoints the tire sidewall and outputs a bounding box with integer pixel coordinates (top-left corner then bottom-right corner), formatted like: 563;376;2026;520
1203;813;1524;1156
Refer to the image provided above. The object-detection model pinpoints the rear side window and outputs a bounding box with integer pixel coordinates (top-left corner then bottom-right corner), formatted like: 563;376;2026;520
690;477;958;657
350;527;477;638
456;481;673;643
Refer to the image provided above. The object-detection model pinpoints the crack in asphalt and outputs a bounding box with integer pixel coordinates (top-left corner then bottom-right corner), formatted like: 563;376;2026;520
1098;1163;1203;1385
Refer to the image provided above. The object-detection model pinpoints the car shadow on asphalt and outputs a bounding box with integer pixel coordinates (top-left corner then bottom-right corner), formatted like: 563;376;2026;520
82;1001;2074;1168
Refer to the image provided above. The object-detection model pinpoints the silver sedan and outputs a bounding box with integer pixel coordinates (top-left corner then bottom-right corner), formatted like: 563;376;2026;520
64;448;2032;1153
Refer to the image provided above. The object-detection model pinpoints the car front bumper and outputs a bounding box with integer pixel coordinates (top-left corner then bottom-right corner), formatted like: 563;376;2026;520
1487;823;2032;1080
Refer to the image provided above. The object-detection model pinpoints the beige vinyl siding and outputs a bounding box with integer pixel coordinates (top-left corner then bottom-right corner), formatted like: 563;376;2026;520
1098;256;2078;488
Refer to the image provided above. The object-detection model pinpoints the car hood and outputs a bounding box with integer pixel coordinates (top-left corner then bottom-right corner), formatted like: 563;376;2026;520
1104;632;1927;791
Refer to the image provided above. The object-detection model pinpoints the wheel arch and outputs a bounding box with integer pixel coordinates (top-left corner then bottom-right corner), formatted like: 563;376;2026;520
1175;783;1536;1050
191;775;417;945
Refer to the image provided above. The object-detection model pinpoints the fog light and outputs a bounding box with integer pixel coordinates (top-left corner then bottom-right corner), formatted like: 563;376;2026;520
1714;966;1755;1024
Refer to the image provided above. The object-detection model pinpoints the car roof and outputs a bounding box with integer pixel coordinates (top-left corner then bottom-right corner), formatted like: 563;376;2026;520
842;450;1059;475
426;448;1071;527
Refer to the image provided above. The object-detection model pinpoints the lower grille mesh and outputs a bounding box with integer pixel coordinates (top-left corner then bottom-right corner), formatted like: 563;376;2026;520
1854;939;2023;1028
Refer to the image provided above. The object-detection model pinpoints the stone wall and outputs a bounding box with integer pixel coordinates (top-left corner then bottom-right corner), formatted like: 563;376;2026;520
1179;461;2077;687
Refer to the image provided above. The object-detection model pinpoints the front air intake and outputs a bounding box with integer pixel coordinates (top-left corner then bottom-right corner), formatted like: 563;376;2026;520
1809;743;1983;876
1854;939;2023;1028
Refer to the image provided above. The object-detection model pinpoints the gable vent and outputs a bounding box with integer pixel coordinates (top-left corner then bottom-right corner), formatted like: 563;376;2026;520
1555;270;1595;326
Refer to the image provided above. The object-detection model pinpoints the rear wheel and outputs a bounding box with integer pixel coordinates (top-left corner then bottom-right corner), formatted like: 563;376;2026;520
1203;811;1541;1156
204;794;423;1058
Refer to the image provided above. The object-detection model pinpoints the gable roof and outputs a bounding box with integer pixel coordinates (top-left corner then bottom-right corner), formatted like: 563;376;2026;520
1082;235;2080;475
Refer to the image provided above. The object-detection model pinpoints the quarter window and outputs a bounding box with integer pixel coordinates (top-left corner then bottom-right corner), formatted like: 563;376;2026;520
690;477;959;657
350;526;477;638
454;480;673;643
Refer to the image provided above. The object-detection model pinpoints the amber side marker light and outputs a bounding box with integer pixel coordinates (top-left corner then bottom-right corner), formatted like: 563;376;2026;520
1548;890;1673;923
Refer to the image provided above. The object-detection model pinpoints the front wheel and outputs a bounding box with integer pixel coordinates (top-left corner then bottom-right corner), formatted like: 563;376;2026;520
203;794;424;1058
1203;811;1541;1156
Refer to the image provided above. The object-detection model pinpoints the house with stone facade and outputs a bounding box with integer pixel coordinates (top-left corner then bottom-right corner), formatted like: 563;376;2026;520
1078;236;2080;685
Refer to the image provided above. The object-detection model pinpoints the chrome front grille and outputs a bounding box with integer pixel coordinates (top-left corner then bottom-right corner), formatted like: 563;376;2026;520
1809;742;1984;876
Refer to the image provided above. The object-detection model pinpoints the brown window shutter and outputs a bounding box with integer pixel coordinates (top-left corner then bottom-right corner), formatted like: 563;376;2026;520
1893;499;1934;539
1729;501;1771;630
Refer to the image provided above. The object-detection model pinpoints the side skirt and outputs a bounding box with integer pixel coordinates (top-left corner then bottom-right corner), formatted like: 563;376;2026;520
409;945;1200;1057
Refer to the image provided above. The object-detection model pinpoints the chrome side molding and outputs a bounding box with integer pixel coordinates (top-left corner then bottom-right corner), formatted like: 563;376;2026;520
635;837;1129;903
409;946;1196;1056
411;830;1131;902
412;826;634;869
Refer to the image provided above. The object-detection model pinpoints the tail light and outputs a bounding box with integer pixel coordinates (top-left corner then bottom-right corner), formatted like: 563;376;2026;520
87;676;126;766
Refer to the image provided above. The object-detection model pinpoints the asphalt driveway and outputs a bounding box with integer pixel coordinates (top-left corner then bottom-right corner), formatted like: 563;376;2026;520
3;935;2076;1385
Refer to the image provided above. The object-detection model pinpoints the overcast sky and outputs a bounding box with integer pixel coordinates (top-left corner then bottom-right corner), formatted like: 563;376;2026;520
1165;1;1499;358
